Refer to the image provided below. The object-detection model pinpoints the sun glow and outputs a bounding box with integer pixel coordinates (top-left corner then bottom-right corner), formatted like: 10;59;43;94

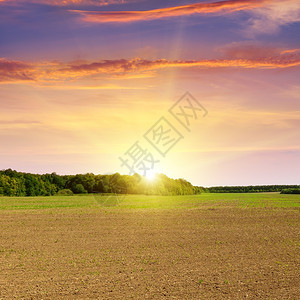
145;171;156;181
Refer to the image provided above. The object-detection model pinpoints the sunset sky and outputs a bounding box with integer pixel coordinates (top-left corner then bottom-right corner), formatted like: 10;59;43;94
1;0;299;186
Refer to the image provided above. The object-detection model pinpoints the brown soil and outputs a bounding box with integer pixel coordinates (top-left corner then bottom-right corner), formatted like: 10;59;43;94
0;207;299;299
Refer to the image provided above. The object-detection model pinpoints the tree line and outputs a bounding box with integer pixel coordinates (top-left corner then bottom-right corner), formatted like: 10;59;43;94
0;169;195;196
0;169;299;196
199;185;300;193
280;188;300;194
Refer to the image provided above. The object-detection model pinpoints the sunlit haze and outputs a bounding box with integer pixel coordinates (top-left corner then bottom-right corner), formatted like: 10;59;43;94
0;0;299;186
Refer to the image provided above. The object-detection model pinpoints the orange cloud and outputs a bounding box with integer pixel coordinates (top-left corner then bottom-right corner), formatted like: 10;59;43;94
0;0;128;6
70;0;270;23
52;54;300;80
0;58;34;82
280;49;300;55
1;52;299;83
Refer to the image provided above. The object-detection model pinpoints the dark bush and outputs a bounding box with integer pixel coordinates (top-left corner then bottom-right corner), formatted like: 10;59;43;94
56;189;73;196
281;189;300;194
73;184;87;194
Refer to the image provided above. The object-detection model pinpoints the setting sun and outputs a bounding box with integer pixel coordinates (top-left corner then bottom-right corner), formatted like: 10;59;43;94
145;171;156;181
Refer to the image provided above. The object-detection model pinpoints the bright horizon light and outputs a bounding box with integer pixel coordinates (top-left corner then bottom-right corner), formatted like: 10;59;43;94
145;171;156;181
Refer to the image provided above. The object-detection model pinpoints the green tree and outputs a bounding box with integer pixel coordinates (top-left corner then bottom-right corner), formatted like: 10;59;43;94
73;184;87;194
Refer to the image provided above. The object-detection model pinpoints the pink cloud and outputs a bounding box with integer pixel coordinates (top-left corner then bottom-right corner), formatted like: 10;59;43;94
1;52;299;83
70;0;270;23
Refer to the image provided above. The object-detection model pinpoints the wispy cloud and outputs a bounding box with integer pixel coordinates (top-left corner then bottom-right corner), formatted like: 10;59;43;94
70;0;269;23
245;0;300;35
280;49;300;55
59;55;300;75
218;42;280;59
0;0;129;6
0;58;34;82
1;52;299;83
